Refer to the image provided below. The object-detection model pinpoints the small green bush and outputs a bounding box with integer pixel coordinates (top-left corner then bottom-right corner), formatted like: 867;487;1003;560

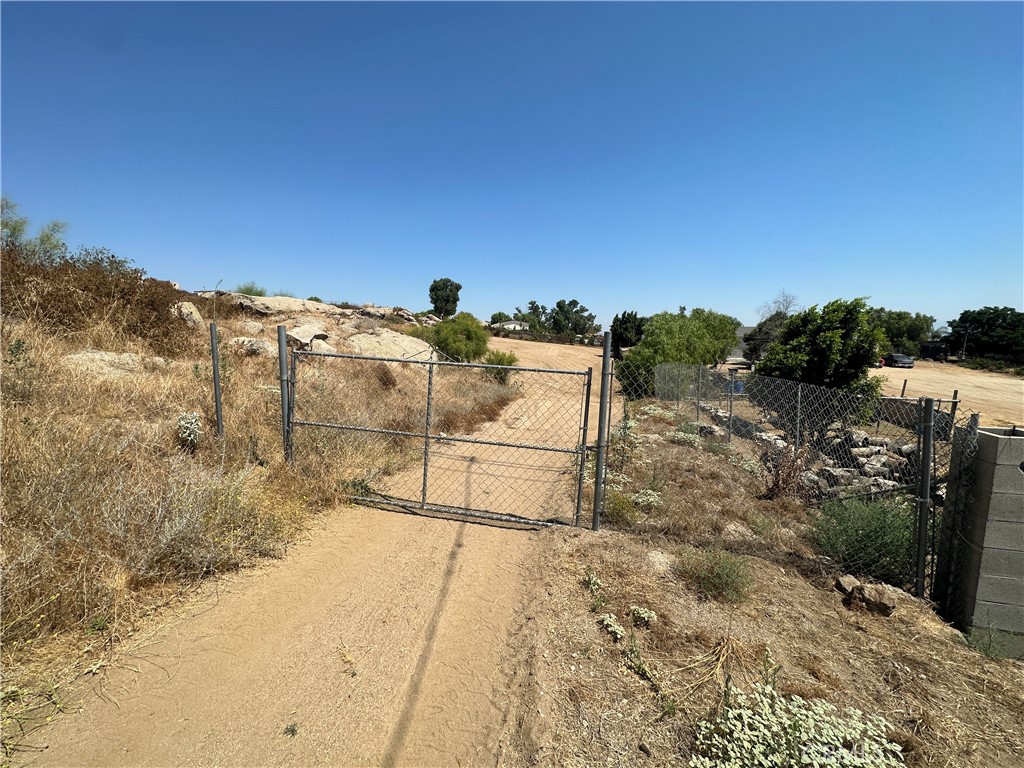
675;546;751;603
235;281;267;296
809;497;915;587
306;296;323;303
433;313;489;362
602;489;640;527
483;350;519;384
690;680;904;767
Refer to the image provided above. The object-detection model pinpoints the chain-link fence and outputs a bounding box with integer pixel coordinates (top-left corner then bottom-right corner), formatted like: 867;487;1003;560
287;349;593;526
607;358;982;594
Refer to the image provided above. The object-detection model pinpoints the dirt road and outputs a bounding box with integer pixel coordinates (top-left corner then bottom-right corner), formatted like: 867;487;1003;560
28;508;546;767
28;339;609;768
871;360;1023;427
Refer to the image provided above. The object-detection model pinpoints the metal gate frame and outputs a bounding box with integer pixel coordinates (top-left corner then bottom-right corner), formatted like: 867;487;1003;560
284;346;594;527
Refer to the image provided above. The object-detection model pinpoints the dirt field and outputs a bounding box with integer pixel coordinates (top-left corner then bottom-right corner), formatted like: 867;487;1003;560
871;361;1023;427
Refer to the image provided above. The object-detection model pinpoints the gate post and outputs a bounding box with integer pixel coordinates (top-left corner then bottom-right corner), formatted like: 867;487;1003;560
574;368;593;527
421;361;435;510
915;397;935;597
592;332;612;531
728;368;737;443
277;325;290;459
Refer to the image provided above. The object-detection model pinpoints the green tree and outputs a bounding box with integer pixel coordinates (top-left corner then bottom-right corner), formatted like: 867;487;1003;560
744;310;788;361
433;312;489;361
514;300;549;332
947;306;1024;363
489;311;512;325
428;277;462;319
548;299;599;337
757;298;884;393
1;197;68;265
610;311;647;359
868;307;935;356
616;308;741;398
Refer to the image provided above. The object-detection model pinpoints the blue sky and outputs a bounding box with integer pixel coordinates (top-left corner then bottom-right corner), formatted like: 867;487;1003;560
3;2;1021;329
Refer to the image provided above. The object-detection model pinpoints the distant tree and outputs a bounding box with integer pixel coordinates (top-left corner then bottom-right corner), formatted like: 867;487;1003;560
1;197;68;265
307;296;323;303
744;310;788;361
433;312;489;361
512;299;599;337
514;300;549;332
428;278;462;319
744;291;800;361
616;308;741;397
868;307;935;356
756;298;884;395
611;311;647;359
548;299;599;337
946;307;1024;363
489;311;512;325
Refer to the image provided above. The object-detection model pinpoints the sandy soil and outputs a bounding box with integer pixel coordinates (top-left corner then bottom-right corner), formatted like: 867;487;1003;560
871;361;1023;427
25;339;605;768
26;508;549;767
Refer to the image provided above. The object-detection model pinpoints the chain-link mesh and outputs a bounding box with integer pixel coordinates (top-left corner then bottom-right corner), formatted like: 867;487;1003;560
289;350;590;525
608;358;983;592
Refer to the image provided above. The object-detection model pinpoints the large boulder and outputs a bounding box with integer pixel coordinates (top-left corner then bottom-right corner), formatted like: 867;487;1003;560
172;301;204;330
345;328;435;361
287;324;329;348
196;292;340;317
226;337;276;358
63;350;167;378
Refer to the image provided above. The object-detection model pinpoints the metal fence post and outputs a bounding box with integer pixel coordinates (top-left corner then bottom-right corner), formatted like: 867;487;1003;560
695;365;702;423
795;382;802;448
277;325;290;459
592;332;612;531
915;397;935;597
574;368;594;527
728;368;737;443
421;362;435;510
209;322;224;438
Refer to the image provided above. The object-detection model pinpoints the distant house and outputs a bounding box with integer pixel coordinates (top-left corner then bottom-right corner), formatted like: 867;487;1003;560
491;320;530;332
727;326;756;361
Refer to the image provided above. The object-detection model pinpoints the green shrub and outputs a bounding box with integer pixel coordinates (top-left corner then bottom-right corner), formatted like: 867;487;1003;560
306;296;323;303
808;497;915;587
690;680;904;767
433;313;489;362
235;281;266;296
675;546;751;603
273;289;296;298
483;350;519;384
602;489;640;527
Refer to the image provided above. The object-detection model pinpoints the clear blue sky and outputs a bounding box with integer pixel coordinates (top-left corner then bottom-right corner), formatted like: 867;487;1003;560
3;2;1022;329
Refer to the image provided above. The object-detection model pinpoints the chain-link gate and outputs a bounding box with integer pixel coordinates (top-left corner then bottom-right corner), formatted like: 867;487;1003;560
286;350;593;527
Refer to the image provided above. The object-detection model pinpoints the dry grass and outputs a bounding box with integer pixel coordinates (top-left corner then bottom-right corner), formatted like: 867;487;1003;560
506;407;1024;768
1;309;520;755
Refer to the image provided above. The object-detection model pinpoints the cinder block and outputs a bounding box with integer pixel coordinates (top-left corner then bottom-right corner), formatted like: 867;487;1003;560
973;459;1024;498
975;575;1024;606
977;429;1024;466
980;491;1024;523
979;548;1024;580
983;520;1024;552
972;600;1024;634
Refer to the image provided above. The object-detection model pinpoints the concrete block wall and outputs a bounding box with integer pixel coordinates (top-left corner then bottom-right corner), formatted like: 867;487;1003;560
959;427;1024;654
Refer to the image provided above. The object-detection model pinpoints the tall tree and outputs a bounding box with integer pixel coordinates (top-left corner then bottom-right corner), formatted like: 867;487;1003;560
616;308;741;397
868;307;935;356
428;277;462;319
946;307;1024;363
757;298;884;394
611;311;647;359
489;311;512;325
547;299;599;337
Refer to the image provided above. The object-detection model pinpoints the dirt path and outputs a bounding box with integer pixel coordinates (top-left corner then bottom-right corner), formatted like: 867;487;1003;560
27;507;546;767
25;339;607;767
870;360;1023;427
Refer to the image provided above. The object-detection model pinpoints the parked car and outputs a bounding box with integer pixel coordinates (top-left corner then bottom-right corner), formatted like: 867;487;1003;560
883;353;915;368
